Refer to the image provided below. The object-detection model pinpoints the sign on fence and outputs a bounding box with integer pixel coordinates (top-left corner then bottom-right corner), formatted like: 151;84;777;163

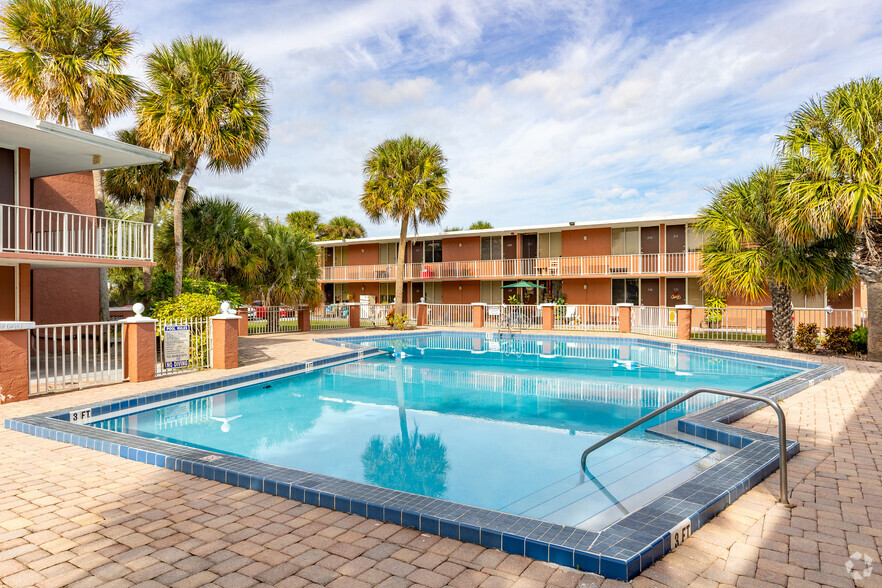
163;325;191;369
488;305;501;316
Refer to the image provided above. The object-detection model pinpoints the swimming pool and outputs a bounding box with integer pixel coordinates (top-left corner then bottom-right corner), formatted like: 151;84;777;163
6;332;842;580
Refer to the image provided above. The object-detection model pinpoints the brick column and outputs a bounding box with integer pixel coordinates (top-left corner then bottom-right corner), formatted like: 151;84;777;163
236;308;249;336
764;306;774;344
471;303;486;328
541;303;555;331
675;304;694;340
348;303;361;329
617;303;633;334
416;302;428;327
123;305;157;383
297;306;311;332
0;321;34;403
212;305;240;370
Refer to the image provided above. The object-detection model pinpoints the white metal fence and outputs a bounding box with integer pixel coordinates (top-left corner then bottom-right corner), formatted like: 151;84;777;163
29;321;126;395
485;304;544;330
425;304;472;327
310;304;350;330
690;307;766;342
245;306;300;335
155;317;212;376
793;307;868;331
0;203;153;261
631;306;677;338
552;305;619;331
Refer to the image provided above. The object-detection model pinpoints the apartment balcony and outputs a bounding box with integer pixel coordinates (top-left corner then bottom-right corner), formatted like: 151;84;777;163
0;203;153;267
319;252;702;282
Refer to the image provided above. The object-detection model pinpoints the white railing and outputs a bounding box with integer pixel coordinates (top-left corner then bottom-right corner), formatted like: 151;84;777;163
553;305;619;331
319;252;702;281
0;203;153;261
155;317;212;376
245;305;300;335
484;304;544;330
690;307;767;342
793;307;868;331
359;303;394;327
425;304;472;327
29;321;126;395
631;306;677;338
311;304;350;330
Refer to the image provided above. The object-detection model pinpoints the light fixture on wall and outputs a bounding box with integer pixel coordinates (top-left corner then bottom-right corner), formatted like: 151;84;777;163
458;243;462;247
583;284;587;290
361;286;365;291
458;285;462;290
361;248;364;253
583;235;587;240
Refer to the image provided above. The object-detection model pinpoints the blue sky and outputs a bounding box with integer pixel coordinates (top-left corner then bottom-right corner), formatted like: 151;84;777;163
4;0;882;236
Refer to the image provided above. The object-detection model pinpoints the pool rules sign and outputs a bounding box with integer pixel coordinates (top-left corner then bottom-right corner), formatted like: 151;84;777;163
163;325;191;369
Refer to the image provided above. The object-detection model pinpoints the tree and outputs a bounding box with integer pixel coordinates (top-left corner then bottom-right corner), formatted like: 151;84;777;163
0;0;139;320
155;196;261;289
286;210;320;237
137;36;270;297
778;77;882;359
469;220;493;230
696;165;854;349
444;226;463;232
104;128;195;290
361;135;450;316
251;222;322;331
317;216;366;240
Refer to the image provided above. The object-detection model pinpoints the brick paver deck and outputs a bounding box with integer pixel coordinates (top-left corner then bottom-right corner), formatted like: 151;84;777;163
1;330;880;587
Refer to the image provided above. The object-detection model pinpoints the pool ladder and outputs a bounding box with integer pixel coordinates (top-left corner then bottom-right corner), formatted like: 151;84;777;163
579;387;793;506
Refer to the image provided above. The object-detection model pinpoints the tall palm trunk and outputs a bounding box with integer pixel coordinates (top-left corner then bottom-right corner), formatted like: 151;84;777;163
769;281;794;349
142;194;156;291
73;110;110;320
173;157;199;297
394;214;409;317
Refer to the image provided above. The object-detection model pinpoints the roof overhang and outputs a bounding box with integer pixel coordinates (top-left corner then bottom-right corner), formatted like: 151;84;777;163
315;214;698;246
0;108;168;177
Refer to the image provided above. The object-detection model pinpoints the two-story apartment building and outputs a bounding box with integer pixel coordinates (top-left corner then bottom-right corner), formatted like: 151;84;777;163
316;216;863;310
0;108;167;324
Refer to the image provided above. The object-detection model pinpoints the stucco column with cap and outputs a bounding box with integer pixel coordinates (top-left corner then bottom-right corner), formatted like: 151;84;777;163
416;302;428;327
676;304;694;340
764;306;775;344
0;321;35;403
617;303;633;334
347;303;361;329
541;303;555;331
471;303;486;328
236;308;249;336
123;304;158;383
212;302;241;370
297;306;311;332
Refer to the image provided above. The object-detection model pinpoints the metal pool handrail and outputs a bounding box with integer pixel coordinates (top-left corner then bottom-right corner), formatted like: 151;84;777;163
579;387;792;506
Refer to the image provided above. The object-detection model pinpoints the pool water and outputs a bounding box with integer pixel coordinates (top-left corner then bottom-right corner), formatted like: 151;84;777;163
92;335;799;530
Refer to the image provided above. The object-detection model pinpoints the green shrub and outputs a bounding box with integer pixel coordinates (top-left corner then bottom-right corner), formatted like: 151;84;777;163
794;323;820;353
822;326;854;354
704;295;726;324
151;293;222;320
390;313;410;330
146;270;243;307
849;326;868;354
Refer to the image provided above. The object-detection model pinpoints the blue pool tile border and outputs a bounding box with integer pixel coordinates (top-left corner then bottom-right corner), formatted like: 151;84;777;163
5;331;843;581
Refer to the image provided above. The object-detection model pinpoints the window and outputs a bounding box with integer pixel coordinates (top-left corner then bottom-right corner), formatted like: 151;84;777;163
481;236;503;260
687;226;706;252
791;291;825;308
612;278;639;305
422;282;441;303
537;232;562;258
333;283;349;302
423;240;443;263
378;243;397;264
481;281;503;304
611;227;640;255
379;283;395;303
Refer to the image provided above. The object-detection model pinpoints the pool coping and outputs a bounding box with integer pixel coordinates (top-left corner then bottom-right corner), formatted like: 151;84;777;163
4;332;843;581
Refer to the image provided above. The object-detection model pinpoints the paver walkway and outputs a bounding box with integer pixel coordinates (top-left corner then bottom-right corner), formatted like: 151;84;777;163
0;330;879;587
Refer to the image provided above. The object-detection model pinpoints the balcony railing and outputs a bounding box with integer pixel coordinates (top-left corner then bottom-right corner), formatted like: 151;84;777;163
0;203;153;262
319;252;702;281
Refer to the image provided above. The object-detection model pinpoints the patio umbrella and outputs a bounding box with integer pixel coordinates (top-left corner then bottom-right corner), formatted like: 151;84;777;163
502;281;545;304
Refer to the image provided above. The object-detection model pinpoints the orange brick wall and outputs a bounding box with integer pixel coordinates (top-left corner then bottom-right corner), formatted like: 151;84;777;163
442;236;481;262
442;281;481;304
561;279;612;305
347;243;379;266
561;228;611;257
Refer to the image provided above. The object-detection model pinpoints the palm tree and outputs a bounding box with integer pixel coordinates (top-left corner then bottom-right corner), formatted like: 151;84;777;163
286;210;321;237
778;77;882;359
251;222;322;331
361;135;450;316
317;216;366;241
155;196;261;289
137;36;271;297
469;220;493;230
0;0;139;320
696;165;854;349
104;128;195;290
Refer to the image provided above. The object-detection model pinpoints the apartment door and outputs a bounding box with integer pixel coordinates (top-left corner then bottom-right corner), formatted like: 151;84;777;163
412;282;424;304
521;234;538;276
0;148;14;250
502;235;517;276
641;226;659;273
641;278;660;307
665;224;686;271
665;278;686;306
